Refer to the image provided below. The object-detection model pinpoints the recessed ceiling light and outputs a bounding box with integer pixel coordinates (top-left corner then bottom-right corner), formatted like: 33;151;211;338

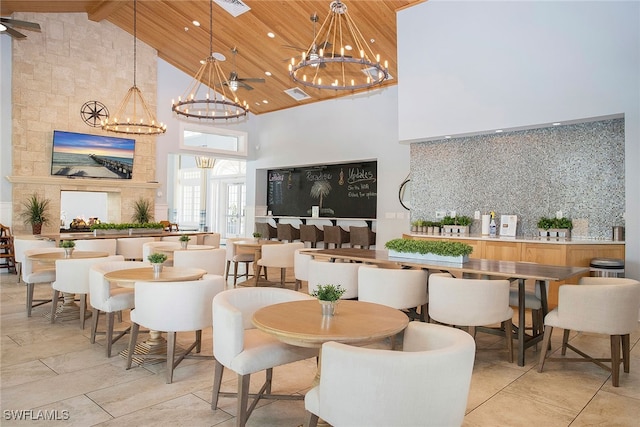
262;100;269;104
184;27;189;32
265;71;272;77
495;129;503;133
552;122;561;126
345;45;353;51
192;20;200;27
267;32;275;38
255;102;261;106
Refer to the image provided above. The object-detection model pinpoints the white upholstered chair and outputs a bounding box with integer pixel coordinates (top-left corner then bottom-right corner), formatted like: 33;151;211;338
89;258;146;357
538;277;640;387
116;237;156;260
211;287;318;427
256;242;304;288
304;322;476;427
142;241;174;261
174;248;226;276
74;238;117;255
21;247;62;316
13;237;55;283
161;235;195;243
126;275;226;383
294;248;322;291
358;265;429;321
428;273;514;362
225;238;256;287
52;255;122;328
307;259;359;299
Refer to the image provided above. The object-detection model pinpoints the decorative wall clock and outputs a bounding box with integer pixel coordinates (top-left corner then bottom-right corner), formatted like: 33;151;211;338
80;101;109;127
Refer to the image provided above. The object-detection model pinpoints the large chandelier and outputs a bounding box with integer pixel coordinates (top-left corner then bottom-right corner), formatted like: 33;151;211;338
288;0;389;91
172;0;248;120
102;0;166;135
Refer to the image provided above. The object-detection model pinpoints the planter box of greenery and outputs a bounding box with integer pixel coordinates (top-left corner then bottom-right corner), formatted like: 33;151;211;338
385;238;473;264
91;222;164;236
441;215;472;235
537;217;572;238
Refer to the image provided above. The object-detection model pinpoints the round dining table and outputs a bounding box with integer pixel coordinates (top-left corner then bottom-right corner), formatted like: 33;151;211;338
253;299;409;385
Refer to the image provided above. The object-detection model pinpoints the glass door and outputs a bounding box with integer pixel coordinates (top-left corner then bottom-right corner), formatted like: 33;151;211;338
225;182;246;237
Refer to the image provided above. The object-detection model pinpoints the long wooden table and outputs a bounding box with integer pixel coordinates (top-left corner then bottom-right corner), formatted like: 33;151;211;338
304;248;589;366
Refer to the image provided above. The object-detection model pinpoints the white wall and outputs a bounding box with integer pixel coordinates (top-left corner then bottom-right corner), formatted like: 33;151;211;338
398;0;640;278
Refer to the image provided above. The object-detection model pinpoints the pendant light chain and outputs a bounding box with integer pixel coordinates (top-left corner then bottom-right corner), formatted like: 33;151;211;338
133;0;137;88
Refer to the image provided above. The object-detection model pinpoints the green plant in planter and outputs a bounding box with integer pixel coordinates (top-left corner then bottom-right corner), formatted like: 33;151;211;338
553;217;573;230
90;222;164;231
20;193;51;234
131;198;154;224
385;238;473;257
311;284;346;301
456;216;473;226
441;216;456;226
147;252;168;264
59;240;76;248
537;217;554;230
179;234;190;242
252;232;262;238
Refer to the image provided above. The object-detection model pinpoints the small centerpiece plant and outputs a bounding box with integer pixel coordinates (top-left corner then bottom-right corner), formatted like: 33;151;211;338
147;252;168;264
252;232;262;239
60;240;75;257
311;284;346;316
179;234;190;248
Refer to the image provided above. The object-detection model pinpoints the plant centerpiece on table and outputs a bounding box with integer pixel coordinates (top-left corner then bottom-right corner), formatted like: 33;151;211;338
90;222;164;235
311;284;346;316
20;193;51;235
147;252;168;274
59;240;76;257
385;238;473;263
131;198;154;224
179;234;190;249
537;216;573;238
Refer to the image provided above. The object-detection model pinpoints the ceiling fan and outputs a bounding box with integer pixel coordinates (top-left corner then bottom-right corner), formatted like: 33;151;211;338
222;47;265;92
0;17;41;39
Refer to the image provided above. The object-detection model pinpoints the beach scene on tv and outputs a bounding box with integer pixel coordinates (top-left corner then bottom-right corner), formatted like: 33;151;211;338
51;131;135;179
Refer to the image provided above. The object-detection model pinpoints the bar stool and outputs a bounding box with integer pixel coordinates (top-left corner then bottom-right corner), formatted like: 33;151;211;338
349;226;376;249
323;226;350;248
277;223;300;242
255;222;277;240
300;224;324;248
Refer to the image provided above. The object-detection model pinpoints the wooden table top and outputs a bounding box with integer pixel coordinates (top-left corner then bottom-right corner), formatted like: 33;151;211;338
252;300;409;348
104;267;207;287
234;239;283;249
153;244;215;253
305;248;588;282
27;251;109;261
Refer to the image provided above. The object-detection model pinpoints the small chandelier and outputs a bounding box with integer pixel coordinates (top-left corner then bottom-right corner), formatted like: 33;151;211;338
172;0;248;120
102;0;166;135
195;156;216;169
288;0;389;91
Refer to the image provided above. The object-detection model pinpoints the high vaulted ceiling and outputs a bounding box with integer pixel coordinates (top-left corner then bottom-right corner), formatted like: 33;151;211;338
1;0;420;115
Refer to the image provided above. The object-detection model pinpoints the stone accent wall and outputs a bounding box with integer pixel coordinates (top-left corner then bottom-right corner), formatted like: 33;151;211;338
410;118;625;239
10;12;159;234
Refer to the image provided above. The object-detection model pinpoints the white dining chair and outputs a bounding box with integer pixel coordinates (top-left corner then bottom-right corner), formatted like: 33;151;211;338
202;233;221;248
224;238;256;287
116;237;156;260
211;287;318;427
428;273;514;362
126;275;226;383
358;265;428;321
89;258;146;357
13;237;55;284
173;248;226;276
256;242;304;288
74;239;117;255
307;259;359;299
294;248;323;291
21;247;63;316
304;322;475;427
538;277;640;387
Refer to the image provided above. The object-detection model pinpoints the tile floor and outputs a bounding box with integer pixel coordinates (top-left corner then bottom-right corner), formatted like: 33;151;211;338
1;270;639;426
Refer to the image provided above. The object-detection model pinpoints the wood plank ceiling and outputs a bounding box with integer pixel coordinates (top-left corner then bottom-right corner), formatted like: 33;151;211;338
1;0;420;115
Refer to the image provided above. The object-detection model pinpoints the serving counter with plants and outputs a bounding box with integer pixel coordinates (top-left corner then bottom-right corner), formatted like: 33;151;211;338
402;233;625;307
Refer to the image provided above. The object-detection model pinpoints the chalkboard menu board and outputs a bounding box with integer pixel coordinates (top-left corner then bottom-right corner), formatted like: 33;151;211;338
267;161;377;218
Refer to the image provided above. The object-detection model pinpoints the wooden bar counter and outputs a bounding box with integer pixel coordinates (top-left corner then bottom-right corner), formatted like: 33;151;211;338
403;233;625;307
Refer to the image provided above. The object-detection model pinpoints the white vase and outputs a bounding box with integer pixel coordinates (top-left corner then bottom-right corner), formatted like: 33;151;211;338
319;300;338;316
152;263;163;275
63;248;74;258
180;241;188;249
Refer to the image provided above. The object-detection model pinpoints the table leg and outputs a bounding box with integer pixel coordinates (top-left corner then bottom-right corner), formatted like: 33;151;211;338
120;330;168;365
44;292;91;322
517;278;526;366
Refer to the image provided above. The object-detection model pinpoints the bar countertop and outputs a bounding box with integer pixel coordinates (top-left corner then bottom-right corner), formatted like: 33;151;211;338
404;233;625;245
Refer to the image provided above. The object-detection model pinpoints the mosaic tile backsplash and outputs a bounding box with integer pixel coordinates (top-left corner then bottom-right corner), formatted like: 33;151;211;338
410;118;625;239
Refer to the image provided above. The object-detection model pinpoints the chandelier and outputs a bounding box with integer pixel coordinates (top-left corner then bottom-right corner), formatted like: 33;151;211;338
195;156;216;169
288;0;389;90
172;0;248;120
102;0;166;135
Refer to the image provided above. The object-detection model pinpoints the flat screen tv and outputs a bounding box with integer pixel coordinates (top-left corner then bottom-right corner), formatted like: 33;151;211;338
51;130;135;179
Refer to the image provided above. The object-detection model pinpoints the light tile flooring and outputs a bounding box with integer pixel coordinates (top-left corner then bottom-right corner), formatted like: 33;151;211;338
1;270;639;426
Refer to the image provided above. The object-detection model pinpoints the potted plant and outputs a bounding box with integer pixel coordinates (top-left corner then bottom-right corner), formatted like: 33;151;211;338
552;217;573;238
20;193;51;235
179;234;190;249
147;252;168;274
252;232;262;239
131;198;153;224
310;284;346;316
385;238;473;264
59;240;75;257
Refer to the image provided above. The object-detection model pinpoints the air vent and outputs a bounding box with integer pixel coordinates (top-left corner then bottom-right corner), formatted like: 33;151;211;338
361;67;393;81
284;87;311;101
214;0;251;17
